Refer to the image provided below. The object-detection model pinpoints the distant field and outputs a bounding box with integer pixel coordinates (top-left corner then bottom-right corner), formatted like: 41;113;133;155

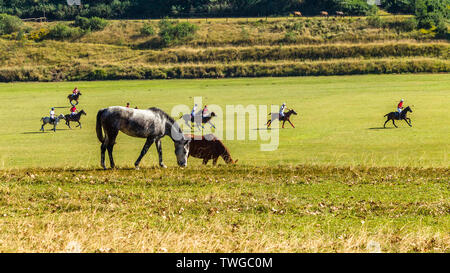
1;16;448;81
0;74;448;169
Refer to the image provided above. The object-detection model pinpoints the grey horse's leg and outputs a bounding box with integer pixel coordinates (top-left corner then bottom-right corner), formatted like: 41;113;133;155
66;120;71;129
202;158;209;165
100;143;107;169
384;118;389;128
106;130;118;169
213;157;218;165
77;121;81;128
134;137;155;169
155;138;167;168
392;119;397;128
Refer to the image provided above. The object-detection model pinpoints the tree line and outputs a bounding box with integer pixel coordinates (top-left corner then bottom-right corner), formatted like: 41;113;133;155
0;0;439;20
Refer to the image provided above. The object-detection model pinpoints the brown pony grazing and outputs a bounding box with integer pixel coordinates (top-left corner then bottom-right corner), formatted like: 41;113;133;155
293;11;302;17
320;11;328;16
185;134;237;165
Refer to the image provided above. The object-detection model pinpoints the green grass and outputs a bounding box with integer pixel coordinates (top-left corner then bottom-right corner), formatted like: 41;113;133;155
0;74;448;169
0;166;448;252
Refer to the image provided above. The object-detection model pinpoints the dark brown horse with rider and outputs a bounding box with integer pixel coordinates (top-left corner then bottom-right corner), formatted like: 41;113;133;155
65;110;87;129
68;92;82;105
383;106;412;128
267;109;298;128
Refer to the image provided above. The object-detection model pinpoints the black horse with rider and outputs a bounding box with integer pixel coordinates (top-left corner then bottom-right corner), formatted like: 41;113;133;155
383;106;413;128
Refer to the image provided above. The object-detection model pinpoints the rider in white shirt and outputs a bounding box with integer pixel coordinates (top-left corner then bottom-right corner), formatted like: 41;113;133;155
50;107;55;122
191;104;198;119
279;103;289;118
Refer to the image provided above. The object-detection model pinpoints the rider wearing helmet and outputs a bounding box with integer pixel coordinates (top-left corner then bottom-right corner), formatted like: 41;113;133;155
72;87;79;96
191;104;198;119
202;105;209;117
397;99;404;116
70;104;77;117
279;102;290;118
50;107;55;123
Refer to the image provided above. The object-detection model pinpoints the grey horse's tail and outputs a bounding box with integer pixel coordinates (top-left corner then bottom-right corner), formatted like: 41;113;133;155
96;109;105;143
384;113;388;117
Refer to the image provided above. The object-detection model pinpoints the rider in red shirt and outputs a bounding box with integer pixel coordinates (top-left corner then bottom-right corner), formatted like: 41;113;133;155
397;99;404;113
202;105;209;117
70;105;77;116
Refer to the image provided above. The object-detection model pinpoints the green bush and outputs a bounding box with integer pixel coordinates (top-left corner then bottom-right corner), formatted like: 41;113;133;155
47;23;84;40
0;13;23;35
367;15;383;28
140;23;155;36
73;16;108;31
336;0;372;16
158;19;198;47
381;0;416;14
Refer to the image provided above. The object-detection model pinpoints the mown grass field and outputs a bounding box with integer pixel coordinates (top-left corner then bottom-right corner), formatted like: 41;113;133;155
0;74;448;252
0;74;448;169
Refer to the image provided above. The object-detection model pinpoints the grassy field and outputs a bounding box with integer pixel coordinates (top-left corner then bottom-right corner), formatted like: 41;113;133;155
0;74;448;252
0;166;448;252
0;74;448;169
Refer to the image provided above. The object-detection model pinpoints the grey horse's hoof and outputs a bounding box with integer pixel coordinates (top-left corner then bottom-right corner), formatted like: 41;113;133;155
160;163;167;169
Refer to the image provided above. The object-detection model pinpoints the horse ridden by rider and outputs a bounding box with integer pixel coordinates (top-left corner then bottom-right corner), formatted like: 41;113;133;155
65;109;87;129
267;103;298;128
40;107;65;132
68;87;82;105
383;99;413;128
181;104;217;130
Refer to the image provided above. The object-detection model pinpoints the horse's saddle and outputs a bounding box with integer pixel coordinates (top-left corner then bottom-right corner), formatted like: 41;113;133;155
395;112;401;119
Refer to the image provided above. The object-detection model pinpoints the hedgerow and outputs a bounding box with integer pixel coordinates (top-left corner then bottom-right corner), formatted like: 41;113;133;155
0;58;447;82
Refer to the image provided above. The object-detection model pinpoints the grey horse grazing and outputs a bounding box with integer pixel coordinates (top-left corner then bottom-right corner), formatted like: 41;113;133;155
40;114;65;132
96;106;190;169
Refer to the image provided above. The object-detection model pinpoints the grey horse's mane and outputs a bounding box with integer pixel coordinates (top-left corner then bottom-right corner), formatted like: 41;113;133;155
148;107;184;140
148;107;175;124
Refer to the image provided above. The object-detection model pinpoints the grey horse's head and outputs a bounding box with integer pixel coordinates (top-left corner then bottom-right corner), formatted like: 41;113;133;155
58;114;65;120
174;137;190;167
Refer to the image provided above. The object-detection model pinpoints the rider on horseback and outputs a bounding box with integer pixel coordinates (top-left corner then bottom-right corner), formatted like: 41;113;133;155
50;107;55;123
279;103;290;118
202;105;209;117
191;104;198;119
72;87;79;98
70;104;77;117
397;99;404;117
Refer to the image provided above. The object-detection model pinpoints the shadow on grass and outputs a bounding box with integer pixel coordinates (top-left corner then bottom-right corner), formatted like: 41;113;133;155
252;128;279;131
22;128;69;134
22;131;48;134
368;127;394;130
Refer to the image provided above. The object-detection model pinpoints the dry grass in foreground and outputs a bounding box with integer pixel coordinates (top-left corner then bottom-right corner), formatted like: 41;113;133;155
0;165;448;252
